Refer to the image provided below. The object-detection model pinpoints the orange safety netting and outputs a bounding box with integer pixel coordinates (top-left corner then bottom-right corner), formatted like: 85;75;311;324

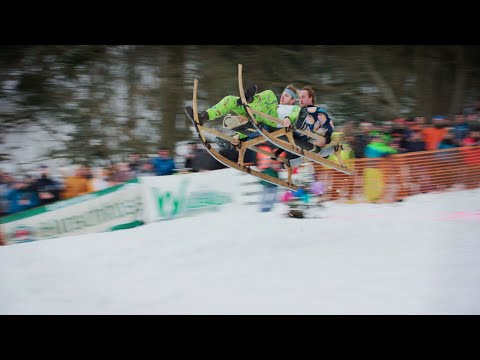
312;145;480;203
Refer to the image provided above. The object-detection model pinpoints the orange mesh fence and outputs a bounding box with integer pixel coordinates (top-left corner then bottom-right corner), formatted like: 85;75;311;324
313;145;480;203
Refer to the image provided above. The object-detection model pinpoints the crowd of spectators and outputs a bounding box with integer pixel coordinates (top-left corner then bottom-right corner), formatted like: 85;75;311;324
343;110;480;160
0;145;225;218
2;102;480;219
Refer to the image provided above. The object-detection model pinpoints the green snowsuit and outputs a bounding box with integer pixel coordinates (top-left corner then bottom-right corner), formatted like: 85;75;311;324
206;90;301;139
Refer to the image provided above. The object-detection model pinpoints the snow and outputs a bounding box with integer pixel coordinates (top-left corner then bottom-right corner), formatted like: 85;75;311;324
1;188;480;314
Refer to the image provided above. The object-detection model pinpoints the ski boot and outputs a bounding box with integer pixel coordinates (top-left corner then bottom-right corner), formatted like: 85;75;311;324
185;106;209;125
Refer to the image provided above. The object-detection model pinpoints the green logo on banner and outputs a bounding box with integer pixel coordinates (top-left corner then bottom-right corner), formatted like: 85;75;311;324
156;190;181;218
151;179;232;220
152;179;188;219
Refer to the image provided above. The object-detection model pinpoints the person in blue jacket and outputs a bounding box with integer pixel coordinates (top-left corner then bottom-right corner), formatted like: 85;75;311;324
364;131;398;158
151;147;176;176
6;177;39;214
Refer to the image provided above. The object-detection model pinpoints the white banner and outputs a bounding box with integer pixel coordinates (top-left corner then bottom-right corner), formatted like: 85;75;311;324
140;168;246;222
0;169;263;245
1;180;143;245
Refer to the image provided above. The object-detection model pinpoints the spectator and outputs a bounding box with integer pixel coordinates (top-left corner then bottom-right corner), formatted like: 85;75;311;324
6;177;39;214
452;112;469;145
422;116;448;150
351;122;373;158
379;120;393;138
84;166;93;183
151;147;176;176
438;131;458;150
111;162;135;183
190;146;211;172
391;118;410;145
257;144;282;212
364;132;398;158
326;132;356;200
184;142;197;172
308;173;327;207
60;165;91;200
363;132;398;202
460;128;480;189
90;167;110;191
190;143;224;172
414;116;427;128
390;134;408;154
103;164;118;187
463;128;480;147
127;153;142;177
0;171;11;217
405;130;426;153
434;130;459;190
34;165;62;206
137;160;156;176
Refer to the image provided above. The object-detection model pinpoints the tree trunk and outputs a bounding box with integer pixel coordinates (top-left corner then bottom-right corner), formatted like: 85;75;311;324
160;46;185;152
448;46;467;117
